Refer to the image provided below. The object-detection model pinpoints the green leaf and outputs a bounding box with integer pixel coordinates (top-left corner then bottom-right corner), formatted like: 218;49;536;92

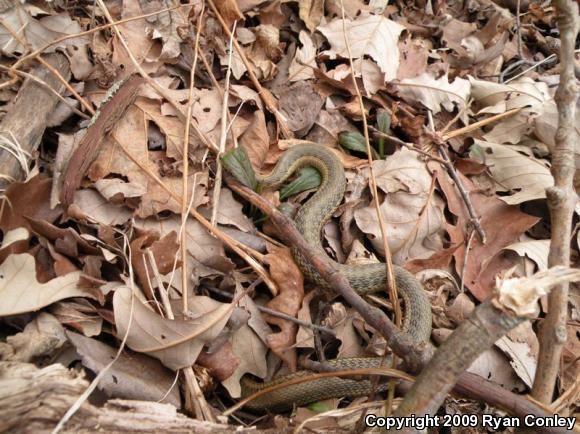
376;109;391;134
339;131;380;159
279;166;321;200
339;131;366;153
221;148;258;190
307;402;330;412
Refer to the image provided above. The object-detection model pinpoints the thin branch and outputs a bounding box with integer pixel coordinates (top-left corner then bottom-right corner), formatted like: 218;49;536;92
180;4;205;314
531;0;579;404
210;20;237;226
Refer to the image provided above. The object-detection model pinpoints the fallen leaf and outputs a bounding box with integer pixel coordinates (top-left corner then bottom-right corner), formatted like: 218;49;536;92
289;31;317;82
50;300;103;337
504;238;550;271
393;72;470;114
70;189;133;226
354;149;446;263
263;245;305;370
113;286;234;370
67;330;181;407
471;140;553;204
434;167;539;300
318;13;405;80
279;82;324;137
0;176;62;232
299;0;324;31
0;254;92;316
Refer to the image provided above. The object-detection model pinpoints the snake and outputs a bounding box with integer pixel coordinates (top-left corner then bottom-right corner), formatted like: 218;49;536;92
239;143;432;412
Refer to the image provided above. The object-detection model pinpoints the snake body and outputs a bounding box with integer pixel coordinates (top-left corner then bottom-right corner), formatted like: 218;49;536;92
241;143;432;412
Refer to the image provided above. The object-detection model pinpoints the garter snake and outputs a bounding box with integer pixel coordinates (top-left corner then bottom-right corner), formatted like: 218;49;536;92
239;143;432;411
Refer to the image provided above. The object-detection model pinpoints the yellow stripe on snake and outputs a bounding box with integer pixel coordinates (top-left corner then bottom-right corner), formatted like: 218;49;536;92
240;143;432;412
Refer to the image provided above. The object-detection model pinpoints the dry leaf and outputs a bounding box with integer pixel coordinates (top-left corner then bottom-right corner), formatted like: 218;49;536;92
67;330;181;407
0;254;92;316
393;72;470;114
299;0;324;31
113;287;234;370
318;13;405;80
289;31;317;82
263;245;305;370
471;140;553;204
354;149;446;263
504;238;550;271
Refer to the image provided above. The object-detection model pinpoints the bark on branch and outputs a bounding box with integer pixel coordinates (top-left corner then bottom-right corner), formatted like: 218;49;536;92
531;0;579;404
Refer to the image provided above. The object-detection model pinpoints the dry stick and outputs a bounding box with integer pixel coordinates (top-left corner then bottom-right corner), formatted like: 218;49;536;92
394;269;580;434
224;175;574;434
180;4;205;314
337;0;401;416
35;56;94;115
145;250;215;421
531;0;579;404
205;0;293;139
0;64;88;120
203;284;336;337
210;20;237;227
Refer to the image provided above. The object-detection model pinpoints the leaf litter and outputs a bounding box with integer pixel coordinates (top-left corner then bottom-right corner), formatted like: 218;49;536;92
0;0;578;432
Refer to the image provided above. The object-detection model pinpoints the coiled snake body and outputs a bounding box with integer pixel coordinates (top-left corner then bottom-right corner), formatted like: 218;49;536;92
240;143;432;411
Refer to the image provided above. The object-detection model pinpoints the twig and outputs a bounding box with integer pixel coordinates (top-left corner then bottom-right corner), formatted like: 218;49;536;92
180;4;204;314
531;0;579;404
203;284;336;337
211;20;237;226
426;111;487;243
393;268;580;430
35;56;94;115
146;247;215;421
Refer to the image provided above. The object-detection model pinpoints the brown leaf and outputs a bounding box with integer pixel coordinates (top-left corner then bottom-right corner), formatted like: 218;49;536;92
354;149;446;263
197;341;240;382
0;253;94;316
0;176;62;232
433;166;539;300
113;287;234;370
67;331;181;407
263;245;305;370
299;0;324;31
213;0;244;29
50;299;103;337
279;82;324;137
130;230;180;300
